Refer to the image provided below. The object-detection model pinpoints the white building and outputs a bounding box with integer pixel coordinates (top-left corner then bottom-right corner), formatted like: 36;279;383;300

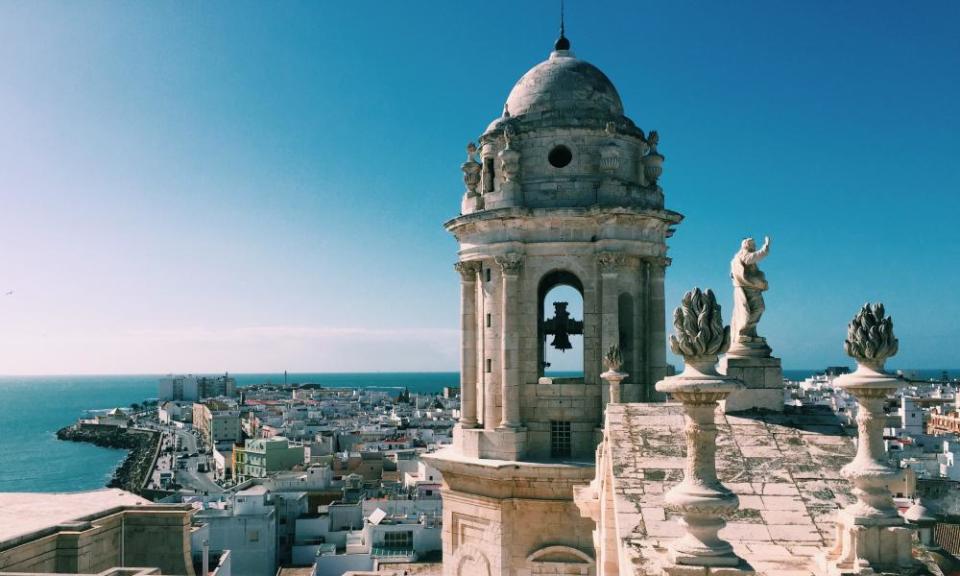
902;396;926;437
159;375;199;402
193;486;277;576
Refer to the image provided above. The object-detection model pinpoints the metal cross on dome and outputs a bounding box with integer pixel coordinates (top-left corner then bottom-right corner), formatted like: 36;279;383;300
543;301;583;352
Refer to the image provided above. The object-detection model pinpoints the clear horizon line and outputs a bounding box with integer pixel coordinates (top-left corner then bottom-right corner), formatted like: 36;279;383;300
1;366;958;379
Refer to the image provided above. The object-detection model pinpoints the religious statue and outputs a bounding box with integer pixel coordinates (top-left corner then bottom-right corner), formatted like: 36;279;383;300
729;236;772;356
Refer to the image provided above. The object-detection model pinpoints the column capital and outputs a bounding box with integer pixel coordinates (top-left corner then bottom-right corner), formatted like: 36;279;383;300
495;253;523;275
642;255;672;268
454;260;481;281
598;252;644;272
597;252;626;273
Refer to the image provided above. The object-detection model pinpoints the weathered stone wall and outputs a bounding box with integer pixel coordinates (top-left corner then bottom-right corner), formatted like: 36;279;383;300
0;506;195;575
451;212;676;460
433;460;596;576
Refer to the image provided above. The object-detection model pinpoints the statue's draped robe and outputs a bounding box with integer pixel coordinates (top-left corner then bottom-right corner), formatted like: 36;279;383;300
730;245;769;341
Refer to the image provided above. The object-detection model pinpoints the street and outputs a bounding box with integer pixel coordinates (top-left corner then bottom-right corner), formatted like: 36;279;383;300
139;413;224;495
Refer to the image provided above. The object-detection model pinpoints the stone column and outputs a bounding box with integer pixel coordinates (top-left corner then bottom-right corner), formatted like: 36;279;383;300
482;263;498;430
657;288;744;569
822;303;915;575
598;253;622;405
455;261;480;428
647;257;669;401
496;253;523;429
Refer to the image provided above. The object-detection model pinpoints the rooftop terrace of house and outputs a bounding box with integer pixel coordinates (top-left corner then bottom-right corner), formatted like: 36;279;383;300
202;399;236;412
596;403;861;576
0;489;153;544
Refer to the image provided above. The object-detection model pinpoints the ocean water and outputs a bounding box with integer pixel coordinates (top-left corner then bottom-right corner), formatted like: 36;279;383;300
0;369;954;493
0;373;457;493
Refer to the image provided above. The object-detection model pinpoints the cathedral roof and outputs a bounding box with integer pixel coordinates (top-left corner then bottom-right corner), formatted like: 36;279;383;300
594;403;859;575
502;48;624;121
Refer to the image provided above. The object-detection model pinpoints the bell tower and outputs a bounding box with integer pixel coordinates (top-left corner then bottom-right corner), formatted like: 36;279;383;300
426;30;682;576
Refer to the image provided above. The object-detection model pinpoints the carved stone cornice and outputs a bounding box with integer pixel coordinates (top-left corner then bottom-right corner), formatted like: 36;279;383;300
454;261;481;282
494;253;523;275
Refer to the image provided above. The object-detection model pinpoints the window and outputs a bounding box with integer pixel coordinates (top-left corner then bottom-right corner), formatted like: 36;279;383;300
248;530;260;542
483;158;495;192
551;421;572;458
539;272;585;378
486;359;492;373
548;145;572;168
486;313;492;328
383;530;413;549
485;268;491;282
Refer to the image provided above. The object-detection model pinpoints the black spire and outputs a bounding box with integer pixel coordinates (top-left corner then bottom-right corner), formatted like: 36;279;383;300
554;0;570;51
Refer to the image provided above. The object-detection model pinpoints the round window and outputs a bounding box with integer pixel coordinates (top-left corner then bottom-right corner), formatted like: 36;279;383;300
548;145;573;168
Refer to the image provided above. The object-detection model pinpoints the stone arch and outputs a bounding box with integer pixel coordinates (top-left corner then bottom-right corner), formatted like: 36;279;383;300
538;269;586;378
526;545;595;575
455;544;492;576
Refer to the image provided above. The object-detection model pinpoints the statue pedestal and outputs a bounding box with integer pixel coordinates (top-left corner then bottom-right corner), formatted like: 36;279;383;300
453;426;527;461
461;191;482;214
817;511;914;576
727;336;772;358
719;355;784;413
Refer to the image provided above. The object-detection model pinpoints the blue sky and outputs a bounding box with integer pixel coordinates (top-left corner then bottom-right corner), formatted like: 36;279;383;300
0;1;957;374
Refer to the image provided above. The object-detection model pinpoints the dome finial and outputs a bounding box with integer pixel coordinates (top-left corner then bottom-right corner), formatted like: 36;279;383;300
554;0;570;51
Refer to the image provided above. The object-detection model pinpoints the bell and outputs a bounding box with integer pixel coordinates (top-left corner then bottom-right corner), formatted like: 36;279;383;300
551;333;573;351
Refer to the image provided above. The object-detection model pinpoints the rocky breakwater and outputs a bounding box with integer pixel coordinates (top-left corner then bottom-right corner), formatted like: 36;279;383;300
56;424;160;494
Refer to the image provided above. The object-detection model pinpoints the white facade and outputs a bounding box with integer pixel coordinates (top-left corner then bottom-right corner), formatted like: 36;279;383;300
159;375;199;402
194;487;277;576
901;396;925;437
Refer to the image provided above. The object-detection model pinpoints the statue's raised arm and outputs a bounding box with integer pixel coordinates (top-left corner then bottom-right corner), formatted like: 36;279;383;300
740;236;770;266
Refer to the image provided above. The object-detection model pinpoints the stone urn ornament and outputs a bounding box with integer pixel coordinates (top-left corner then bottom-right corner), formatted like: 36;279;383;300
642;130;664;185
460;142;483;214
655;288;744;568
822;303;915;575
498;127;521;183
600;344;627;404
600;124;620;174
461;142;482;195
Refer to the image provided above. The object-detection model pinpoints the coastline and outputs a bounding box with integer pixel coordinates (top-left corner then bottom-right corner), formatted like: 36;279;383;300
55;424;160;494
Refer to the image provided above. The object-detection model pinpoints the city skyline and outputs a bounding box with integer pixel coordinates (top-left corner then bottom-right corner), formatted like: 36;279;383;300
1;1;958;375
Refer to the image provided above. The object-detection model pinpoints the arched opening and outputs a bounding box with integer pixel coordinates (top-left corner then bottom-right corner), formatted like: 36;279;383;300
538;270;584;379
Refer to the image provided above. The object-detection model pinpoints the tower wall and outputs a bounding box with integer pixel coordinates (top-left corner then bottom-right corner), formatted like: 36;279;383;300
431;41;681;576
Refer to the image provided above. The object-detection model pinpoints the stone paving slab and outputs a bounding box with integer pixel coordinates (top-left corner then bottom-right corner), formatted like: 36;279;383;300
604;403;857;575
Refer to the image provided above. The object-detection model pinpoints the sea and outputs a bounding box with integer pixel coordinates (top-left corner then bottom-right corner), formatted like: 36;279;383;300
0;369;954;493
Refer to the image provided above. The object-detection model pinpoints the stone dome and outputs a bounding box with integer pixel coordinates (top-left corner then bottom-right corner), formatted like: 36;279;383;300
503;49;624;119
